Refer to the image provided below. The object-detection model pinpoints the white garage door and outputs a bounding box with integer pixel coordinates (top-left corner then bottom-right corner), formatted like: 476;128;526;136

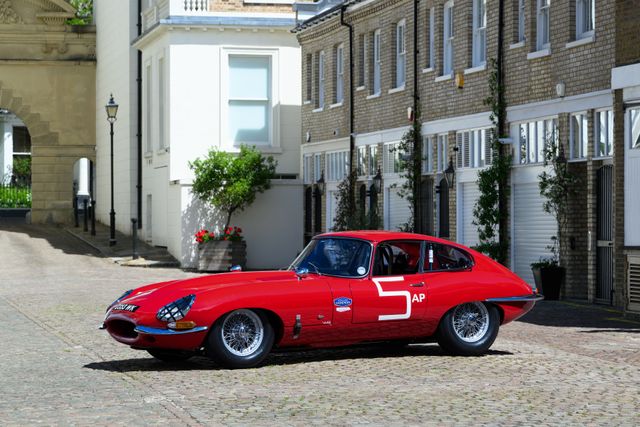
513;182;556;286
385;186;411;231
459;182;480;247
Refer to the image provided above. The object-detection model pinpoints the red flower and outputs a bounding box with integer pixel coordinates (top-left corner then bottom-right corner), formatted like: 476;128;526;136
237;227;242;233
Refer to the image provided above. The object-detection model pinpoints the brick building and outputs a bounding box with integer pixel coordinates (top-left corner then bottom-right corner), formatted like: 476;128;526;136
294;0;640;313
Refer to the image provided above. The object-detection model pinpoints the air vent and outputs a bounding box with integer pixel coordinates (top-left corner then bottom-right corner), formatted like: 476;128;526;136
628;255;640;312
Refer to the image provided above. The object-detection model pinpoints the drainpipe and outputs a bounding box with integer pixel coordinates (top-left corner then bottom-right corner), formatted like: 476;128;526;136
413;0;421;234
340;7;355;211
136;0;143;229
497;0;508;258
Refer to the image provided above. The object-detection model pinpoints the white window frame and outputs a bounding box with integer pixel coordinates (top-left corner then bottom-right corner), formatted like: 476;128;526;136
518;0;525;43
472;0;486;67
303;154;313;184
335;44;344;104
569;112;589;160
437;134;448;172
221;48;279;150
144;60;152;155
516;118;558;165
367;144;379;176
594;109;613;158
575;0;594;40
395;20;406;88
313;153;323;182
157;55;166;151
630;107;640;150
384;142;404;175
318;50;325;109
536;0;550;51
428;8;435;69
356;146;366;176
422;135;434;174
443;1;455;76
373;29;381;95
456;129;491;169
327;150;349;182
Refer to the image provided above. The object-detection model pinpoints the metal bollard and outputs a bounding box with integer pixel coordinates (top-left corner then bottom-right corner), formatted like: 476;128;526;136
131;218;138;260
83;199;88;232
90;199;96;236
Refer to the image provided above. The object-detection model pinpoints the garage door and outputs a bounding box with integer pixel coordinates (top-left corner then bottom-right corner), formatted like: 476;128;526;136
385;186;411;231
459;182;480;247
513;182;556;287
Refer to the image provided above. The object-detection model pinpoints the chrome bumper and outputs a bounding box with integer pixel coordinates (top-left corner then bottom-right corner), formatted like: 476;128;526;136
134;325;209;335
486;294;545;303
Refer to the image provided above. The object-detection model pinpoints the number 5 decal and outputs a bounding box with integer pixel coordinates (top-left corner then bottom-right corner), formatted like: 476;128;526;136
372;276;411;321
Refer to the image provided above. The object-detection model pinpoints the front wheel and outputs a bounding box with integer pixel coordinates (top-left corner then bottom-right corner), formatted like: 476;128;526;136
206;309;274;369
437;302;500;356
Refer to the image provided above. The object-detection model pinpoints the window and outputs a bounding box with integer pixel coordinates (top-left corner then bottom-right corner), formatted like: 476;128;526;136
423;243;473;271
305;53;312;102
517;0;525;42
368;145;379;175
327;151;349;182
570;113;588;159
456;129;492;168
11;127;31;154
303;154;313;184
395;20;406;88
292;237;373;278
356;146;366;176
158;56;165;150
373;241;422;276
518;118;557;164
318;51;325;108
437;134;448;171
472;0;486;67
335;44;344;103
631;108;640;149
536;0;550;51
228;55;271;146
384;142;405;174
595;110;613;157
145;63;152;154
314;153;323;182
358;34;366;87
576;0;594;40
372;29;381;94
427;7;435;68
422;136;434;173
443;1;454;75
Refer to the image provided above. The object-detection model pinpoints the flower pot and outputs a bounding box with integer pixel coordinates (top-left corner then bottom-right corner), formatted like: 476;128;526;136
198;240;247;272
531;265;565;300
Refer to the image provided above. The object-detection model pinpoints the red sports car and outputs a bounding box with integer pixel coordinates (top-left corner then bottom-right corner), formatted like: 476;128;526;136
102;231;542;368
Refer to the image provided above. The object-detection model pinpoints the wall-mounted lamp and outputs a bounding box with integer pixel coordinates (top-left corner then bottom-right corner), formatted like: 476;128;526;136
455;71;464;89
305;131;311;142
370;168;382;195
556;81;566;98
316;171;326;196
407;106;414;122
444;157;455;187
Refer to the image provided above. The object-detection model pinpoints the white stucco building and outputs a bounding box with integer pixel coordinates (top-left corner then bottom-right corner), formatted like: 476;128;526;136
95;0;303;269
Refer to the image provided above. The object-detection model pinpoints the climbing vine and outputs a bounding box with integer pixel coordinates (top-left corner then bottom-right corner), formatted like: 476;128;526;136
472;58;511;264
395;105;423;232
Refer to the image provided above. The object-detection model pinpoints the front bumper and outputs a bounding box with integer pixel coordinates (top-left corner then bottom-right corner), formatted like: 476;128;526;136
135;325;208;335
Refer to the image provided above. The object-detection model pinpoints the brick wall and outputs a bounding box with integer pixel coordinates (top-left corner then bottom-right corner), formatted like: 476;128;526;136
210;0;291;14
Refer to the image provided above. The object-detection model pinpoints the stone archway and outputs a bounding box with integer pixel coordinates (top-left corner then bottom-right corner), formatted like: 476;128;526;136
0;0;96;224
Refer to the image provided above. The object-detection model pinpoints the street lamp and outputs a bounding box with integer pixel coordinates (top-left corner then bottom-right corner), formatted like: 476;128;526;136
106;94;118;246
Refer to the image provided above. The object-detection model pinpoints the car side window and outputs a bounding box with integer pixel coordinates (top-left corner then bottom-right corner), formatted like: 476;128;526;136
423;243;473;272
373;241;422;276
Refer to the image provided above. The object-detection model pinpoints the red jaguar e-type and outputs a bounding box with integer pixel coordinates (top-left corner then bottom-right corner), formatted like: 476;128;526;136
102;231;542;369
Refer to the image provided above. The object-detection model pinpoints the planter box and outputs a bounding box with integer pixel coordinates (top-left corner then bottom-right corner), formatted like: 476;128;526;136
198;240;246;272
531;265;565;301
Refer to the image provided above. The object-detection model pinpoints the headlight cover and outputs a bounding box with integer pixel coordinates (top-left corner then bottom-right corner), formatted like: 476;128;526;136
107;289;134;312
156;294;196;322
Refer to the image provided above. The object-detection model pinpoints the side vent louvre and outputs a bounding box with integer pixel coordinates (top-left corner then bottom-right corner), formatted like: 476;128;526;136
628;256;640;312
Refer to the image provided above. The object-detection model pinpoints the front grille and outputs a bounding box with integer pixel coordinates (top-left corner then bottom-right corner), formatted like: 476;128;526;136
107;319;138;339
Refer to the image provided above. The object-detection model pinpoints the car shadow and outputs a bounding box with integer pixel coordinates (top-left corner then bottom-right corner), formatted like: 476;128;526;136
84;344;513;372
516;300;640;330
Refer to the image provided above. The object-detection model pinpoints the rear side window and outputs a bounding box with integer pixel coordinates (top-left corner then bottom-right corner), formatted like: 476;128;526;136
423;243;473;271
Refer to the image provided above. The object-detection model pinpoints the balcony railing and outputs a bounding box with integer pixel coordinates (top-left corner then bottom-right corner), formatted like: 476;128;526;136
142;0;212;32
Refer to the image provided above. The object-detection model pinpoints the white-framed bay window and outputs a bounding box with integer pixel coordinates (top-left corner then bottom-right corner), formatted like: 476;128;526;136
569;112;588;160
327;150;349;182
443;1;454;76
314;153;323;182
223;50;278;148
422;135;434;173
303;154;313;184
372;29;381;95
595;109;613;158
472;0;486;67
536;0;550;51
335;44;344;104
384;142;405;174
456;128;492;169
576;0;594;40
437;134;448;171
395;20;406;88
356;146;366;176
368;144;379;175
517;118;558;164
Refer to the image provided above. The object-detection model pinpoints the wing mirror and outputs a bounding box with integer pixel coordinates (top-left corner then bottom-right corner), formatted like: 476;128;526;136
295;267;309;280
230;265;242;272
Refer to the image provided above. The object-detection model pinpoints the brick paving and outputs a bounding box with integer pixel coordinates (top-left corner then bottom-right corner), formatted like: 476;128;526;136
1;222;639;426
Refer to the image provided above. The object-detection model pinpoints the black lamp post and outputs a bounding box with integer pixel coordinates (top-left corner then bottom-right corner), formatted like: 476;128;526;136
106;94;119;246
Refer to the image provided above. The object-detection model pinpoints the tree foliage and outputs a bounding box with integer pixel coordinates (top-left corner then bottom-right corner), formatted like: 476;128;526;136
332;171;381;231
67;0;93;25
189;145;277;231
395;106;422;232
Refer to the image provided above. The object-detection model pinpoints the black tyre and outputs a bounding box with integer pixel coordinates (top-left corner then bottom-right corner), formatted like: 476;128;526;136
206;309;274;369
147;349;195;362
436;302;500;356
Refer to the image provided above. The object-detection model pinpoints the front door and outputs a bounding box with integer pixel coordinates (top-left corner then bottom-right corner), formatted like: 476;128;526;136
596;164;614;303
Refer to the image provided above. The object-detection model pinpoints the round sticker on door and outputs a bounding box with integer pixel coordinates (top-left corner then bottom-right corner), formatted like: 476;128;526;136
357;267;366;275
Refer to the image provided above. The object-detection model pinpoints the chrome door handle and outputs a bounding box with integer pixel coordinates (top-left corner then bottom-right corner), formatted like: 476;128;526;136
410;282;424;287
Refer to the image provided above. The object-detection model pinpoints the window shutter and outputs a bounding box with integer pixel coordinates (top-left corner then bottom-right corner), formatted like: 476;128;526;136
463;132;470;167
456;133;463;168
485;129;494;165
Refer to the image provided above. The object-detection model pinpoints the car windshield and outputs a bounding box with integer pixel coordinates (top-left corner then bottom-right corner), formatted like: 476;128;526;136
289;237;372;278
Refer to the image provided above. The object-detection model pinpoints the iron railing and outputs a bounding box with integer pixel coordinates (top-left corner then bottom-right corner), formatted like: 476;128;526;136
0;183;31;208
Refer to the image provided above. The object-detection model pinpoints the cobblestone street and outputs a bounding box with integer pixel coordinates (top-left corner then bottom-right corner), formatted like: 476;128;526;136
1;223;639;426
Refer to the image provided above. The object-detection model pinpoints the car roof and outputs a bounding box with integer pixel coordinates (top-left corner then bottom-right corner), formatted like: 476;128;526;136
316;230;458;246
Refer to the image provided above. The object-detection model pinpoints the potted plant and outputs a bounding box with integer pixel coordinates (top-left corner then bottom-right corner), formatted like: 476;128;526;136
532;133;578;300
189;145;276;272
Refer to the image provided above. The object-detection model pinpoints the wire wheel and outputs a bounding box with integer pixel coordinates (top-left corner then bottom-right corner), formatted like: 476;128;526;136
221;309;264;357
451;302;490;343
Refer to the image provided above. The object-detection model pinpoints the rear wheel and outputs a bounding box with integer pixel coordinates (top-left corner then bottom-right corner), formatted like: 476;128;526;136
147;349;195;362
437;302;499;356
206;309;274;369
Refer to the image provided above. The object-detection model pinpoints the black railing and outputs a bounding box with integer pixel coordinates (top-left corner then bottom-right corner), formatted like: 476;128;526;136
0;183;31;208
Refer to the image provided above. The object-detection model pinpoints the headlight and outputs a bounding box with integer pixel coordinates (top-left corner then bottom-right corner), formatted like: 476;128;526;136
156;294;196;322
107;289;134;312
